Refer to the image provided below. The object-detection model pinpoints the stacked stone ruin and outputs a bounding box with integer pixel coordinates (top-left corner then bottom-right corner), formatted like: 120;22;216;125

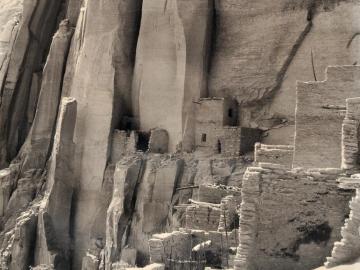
119;65;360;270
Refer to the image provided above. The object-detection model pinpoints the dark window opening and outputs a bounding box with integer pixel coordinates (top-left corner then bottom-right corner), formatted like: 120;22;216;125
217;140;222;154
202;134;207;142
137;132;150;152
228;108;233;118
125;121;132;130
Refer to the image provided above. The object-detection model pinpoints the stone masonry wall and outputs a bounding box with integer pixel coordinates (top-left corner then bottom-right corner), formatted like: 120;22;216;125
149;229;239;269
254;143;294;168
341;98;360;170
235;163;353;270
185;204;221;231
294;66;360;168
325;176;360;268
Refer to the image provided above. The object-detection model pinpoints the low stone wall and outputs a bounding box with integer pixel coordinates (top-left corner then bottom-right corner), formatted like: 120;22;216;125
254;143;294;168
294;66;360;168
198;184;241;204
185;204;221;231
149;229;239;269
235;163;353;270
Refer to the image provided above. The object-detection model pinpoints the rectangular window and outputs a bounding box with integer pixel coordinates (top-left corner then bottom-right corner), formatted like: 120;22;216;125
201;134;207;142
228;108;233;118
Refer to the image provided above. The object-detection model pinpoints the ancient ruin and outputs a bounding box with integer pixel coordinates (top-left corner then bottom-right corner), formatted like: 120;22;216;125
0;0;360;269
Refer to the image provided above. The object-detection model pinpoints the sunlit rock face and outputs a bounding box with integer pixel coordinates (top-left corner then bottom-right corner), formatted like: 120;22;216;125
0;1;360;270
0;0;22;168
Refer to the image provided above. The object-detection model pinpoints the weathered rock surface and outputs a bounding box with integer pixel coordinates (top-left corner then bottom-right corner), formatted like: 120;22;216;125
132;0;213;152
19;19;73;173
105;157;143;269
1;0;64;165
0;1;359;270
66;0;141;268
34;97;77;269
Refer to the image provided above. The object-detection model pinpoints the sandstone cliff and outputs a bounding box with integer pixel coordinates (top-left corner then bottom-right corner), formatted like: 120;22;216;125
0;0;359;270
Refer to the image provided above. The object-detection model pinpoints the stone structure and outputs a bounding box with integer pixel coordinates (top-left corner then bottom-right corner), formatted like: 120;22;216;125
0;1;360;269
132;0;213;153
195;97;261;156
254;143;294;168
294;66;360;168
341;98;360;170
185;203;221;231
325;175;360;268
234;163;352;270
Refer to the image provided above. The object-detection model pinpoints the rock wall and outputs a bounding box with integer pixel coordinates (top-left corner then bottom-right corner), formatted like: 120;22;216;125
65;0;141;267
34;97;77;269
132;0;213;152
0;1;359;269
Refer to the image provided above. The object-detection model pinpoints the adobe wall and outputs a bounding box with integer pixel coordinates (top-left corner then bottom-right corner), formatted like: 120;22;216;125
208;0;360;146
195;126;260;156
268;1;360;145
185;204;221;231
254;143;294;168
294;66;360;168
195;123;223;154
235;163;353;270
198;184;241;204
341;98;360;169
196;98;228;126
149;229;239;269
325;176;360;267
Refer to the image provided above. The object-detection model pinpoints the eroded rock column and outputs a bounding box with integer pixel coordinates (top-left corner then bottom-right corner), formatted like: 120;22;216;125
66;0;142;268
132;0;213;152
34;97;77;269
19;20;73;173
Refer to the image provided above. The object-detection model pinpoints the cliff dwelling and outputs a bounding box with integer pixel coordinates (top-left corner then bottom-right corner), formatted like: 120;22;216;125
0;0;360;270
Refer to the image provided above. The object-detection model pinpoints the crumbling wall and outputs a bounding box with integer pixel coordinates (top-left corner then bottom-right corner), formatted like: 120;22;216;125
185;204;221;231
325;175;360;268
235;163;353;270
294;66;360;168
149;229;239;269
341;98;360;169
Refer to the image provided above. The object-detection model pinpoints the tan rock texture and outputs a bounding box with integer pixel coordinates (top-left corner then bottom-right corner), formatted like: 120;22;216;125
0;1;359;270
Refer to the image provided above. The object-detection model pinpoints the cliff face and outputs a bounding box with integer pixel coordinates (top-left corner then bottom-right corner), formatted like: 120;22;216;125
0;0;359;269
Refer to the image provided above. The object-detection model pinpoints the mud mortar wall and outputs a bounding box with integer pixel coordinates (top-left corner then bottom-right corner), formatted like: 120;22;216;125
238;164;353;270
